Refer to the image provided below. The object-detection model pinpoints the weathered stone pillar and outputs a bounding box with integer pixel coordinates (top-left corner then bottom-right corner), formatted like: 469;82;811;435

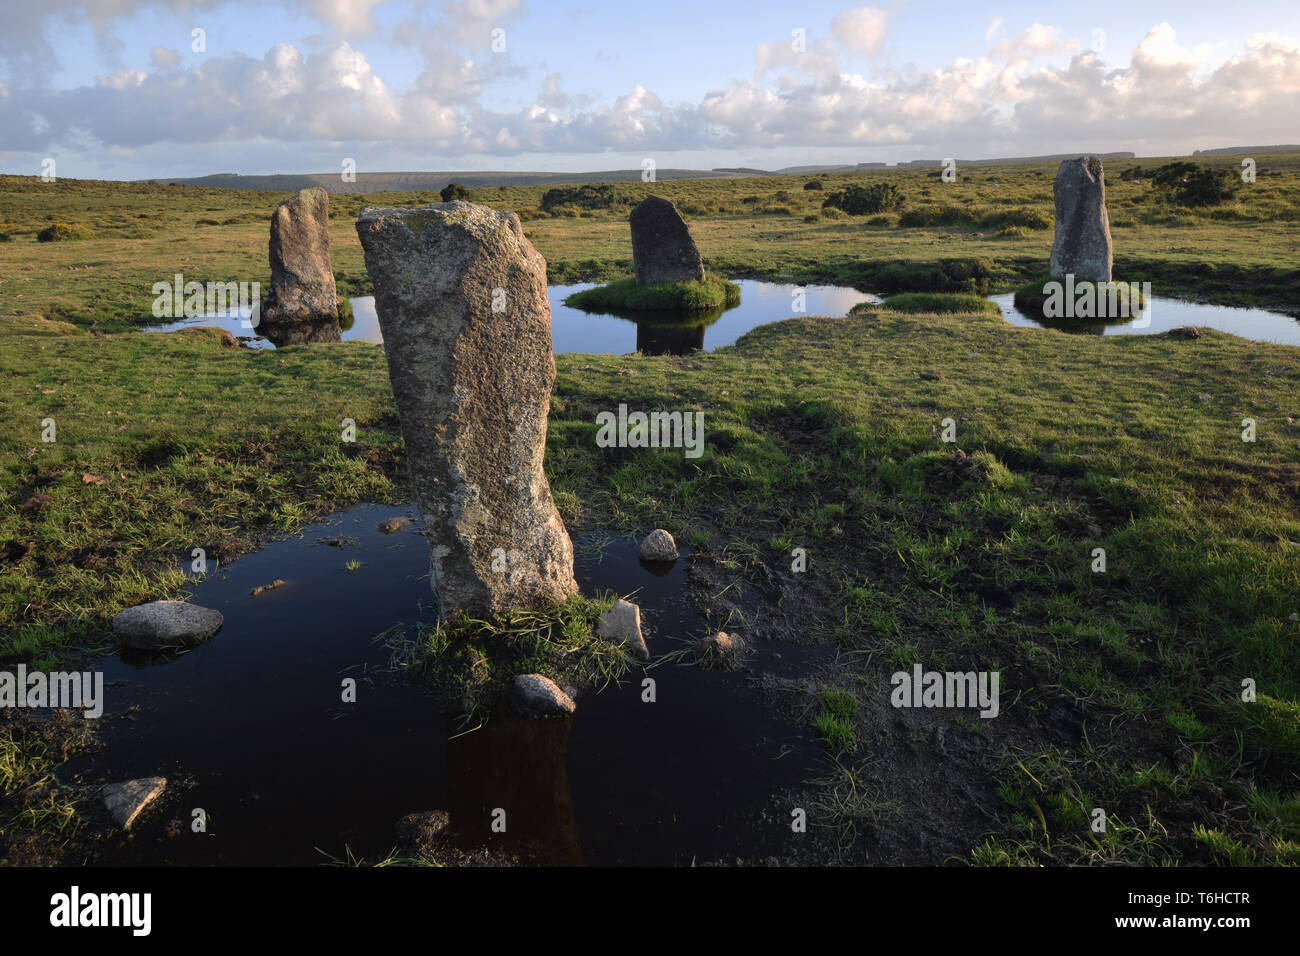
356;201;578;616
259;186;341;342
1049;156;1113;283
629;196;705;284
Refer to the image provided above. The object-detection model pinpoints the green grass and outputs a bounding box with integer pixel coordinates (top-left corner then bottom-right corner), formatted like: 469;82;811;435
1012;274;1149;322
563;272;740;315
812;689;859;753
3;167;1300;865
376;590;633;714
881;292;1001;315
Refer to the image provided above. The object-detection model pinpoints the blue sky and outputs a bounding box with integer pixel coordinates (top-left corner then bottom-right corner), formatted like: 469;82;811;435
3;1;1298;179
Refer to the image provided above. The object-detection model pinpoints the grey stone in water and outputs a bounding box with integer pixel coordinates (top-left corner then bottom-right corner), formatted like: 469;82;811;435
1049;157;1113;283
260;186;340;333
630;196;705;285
356;201;578;616
102;777;166;829
510;674;575;718
111;600;222;650
639;528;679;562
596;599;648;660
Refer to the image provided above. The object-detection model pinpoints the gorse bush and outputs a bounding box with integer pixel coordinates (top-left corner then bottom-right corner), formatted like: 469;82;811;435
978;207;1052;230
898;205;978;227
873;257;996;294
823;182;905;215
540;183;638;214
37;222;94;242
439;182;472;202
1145;162;1239;207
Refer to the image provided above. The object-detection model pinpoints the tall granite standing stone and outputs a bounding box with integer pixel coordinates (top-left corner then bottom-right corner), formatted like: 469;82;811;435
1049;156;1113;283
260;186;341;343
629;196;705;285
355;201;578;616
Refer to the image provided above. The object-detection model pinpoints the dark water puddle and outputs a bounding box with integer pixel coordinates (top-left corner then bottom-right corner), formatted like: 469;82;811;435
989;292;1300;344
68;505;827;866
142;280;878;355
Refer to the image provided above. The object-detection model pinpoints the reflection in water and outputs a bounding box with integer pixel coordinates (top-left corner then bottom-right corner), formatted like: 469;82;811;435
142;280;881;354
990;293;1300;345
636;321;707;355
446;715;582;866
259;318;343;347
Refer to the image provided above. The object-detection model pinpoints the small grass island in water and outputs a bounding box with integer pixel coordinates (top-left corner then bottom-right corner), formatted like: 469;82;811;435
564;272;741;315
1012;274;1148;323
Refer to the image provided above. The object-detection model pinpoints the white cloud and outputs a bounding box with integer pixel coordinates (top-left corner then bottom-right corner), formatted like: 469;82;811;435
149;46;180;68
831;5;890;57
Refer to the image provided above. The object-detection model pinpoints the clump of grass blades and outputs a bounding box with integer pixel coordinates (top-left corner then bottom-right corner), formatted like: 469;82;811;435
375;591;632;710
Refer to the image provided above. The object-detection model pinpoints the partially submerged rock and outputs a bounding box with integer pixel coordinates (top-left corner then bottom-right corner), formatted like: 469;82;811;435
596;599;648;660
356;201;578;616
102;777;166;829
111;600;222;650
1049;157;1113;283
510;674;575;718
698;631;746;668
639;529;679;562
377;516;410;534
630;196;705;285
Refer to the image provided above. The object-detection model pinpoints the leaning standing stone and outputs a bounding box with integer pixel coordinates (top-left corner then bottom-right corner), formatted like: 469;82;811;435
1049;156;1113;283
261;187;339;325
356;201;578;616
630;196;705;285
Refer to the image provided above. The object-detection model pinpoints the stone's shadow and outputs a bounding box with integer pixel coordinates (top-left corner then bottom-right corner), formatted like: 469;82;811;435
445;714;582;866
257;319;342;347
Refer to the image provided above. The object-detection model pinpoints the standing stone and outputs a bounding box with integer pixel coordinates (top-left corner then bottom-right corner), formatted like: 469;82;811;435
630;196;705;285
260;186;341;342
355;201;578;616
1049;157;1113;283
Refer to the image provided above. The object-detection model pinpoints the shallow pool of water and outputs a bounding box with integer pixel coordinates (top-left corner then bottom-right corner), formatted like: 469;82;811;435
68;504;828;866
143;280;879;355
989;292;1300;344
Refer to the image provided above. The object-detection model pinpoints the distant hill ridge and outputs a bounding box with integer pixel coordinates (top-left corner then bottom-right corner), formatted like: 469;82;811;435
143;147;1293;193
1193;144;1300;156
